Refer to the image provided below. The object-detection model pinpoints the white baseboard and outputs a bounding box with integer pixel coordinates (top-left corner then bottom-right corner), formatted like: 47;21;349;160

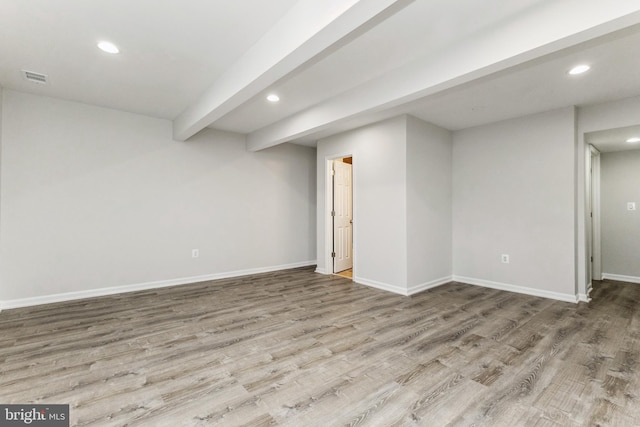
314;267;328;274
354;277;408;296
0;260;317;311
407;276;452;295
578;283;593;302
602;273;640;284
452;275;578;304
333;275;453;297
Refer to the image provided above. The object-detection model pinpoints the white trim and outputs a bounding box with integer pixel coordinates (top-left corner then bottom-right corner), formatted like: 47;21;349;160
602;273;640;284
579;281;593;302
452;275;579;303
315;267;328;274
407;276;452;295
590;146;602;281
354;276;408;296
0;261;317;310
353;275;453;296
578;292;591;302
325;157;334;275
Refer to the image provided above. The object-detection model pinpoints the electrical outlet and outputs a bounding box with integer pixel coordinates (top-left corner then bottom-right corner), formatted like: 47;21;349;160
628;202;636;211
192;249;199;258
501;254;510;264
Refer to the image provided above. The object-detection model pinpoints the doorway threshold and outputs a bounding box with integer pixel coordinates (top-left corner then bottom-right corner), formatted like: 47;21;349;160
335;269;353;279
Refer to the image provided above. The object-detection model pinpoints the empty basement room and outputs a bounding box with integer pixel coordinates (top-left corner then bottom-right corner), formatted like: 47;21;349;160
2;1;640;426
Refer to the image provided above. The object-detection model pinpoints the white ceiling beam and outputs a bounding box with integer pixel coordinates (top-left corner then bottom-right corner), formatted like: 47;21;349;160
247;2;640;151
172;0;413;141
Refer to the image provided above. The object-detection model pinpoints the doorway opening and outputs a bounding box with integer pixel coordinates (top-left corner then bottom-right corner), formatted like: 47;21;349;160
331;157;353;278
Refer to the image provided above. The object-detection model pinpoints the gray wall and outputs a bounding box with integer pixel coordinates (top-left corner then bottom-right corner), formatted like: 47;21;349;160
452;107;576;299
406;116;452;289
317;115;453;294
316;116;408;291
0;86;3;294
600;149;640;279
0;90;316;303
5;87;629;305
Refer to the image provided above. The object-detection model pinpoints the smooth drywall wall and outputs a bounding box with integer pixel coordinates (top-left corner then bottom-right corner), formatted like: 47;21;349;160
0;86;3;299
406;116;452;289
600;149;640;279
453;108;576;299
0;90;316;302
316;116;407;292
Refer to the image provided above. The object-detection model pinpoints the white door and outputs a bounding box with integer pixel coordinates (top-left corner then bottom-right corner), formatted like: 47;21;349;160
333;160;353;273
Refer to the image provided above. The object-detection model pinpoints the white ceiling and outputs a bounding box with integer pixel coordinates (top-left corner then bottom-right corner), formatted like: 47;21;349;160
0;0;299;118
1;1;640;148
406;27;640;131
213;0;544;133
586;125;640;153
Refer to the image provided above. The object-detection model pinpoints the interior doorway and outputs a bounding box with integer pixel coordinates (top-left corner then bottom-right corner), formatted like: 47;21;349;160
584;124;640;298
332;157;353;276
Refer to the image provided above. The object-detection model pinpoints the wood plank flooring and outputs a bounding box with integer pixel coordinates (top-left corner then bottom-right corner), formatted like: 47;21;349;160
1;268;639;426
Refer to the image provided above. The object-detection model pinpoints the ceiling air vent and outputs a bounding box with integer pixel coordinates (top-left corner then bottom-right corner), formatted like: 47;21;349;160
21;70;48;84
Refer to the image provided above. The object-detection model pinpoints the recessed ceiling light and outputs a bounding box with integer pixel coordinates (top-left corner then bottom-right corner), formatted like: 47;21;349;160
626;137;640;143
97;41;119;54
568;64;590;75
266;94;280;102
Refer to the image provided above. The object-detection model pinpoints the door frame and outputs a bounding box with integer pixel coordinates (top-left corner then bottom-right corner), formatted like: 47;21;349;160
586;144;602;295
324;153;356;278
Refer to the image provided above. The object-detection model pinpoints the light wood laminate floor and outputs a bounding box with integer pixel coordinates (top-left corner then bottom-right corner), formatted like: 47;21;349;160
1;267;639;426
335;269;353;279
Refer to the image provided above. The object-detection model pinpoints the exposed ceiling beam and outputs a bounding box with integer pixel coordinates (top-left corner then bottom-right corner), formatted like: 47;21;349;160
246;2;640;151
172;0;413;141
